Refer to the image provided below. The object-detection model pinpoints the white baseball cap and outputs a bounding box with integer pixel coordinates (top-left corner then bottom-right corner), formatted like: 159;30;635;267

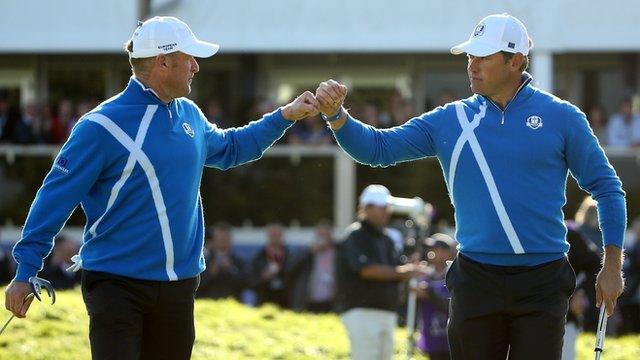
359;185;392;207
129;16;220;59
450;13;531;57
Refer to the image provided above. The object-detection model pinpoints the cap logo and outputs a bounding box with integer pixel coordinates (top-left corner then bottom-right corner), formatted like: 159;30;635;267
473;23;486;37
158;43;177;52
182;122;195;137
508;42;516;49
526;115;543;130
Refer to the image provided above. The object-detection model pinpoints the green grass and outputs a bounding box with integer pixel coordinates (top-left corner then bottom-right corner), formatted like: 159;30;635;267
0;288;638;359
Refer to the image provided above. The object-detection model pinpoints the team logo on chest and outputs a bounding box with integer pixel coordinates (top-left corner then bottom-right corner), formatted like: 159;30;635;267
526;115;543;130
182;122;195;138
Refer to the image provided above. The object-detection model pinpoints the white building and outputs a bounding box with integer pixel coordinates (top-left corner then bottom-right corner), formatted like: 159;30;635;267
1;0;638;115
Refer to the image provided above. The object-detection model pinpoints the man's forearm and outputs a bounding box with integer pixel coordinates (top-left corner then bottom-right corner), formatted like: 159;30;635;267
360;264;415;281
602;245;623;271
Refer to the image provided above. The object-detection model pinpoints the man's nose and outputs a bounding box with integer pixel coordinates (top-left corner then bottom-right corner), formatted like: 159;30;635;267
192;58;199;73
468;57;479;72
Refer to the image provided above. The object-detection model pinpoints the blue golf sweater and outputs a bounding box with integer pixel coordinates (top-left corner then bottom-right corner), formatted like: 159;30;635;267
333;73;626;266
13;77;293;281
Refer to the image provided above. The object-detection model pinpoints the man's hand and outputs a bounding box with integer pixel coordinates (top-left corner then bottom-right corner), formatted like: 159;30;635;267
595;245;624;316
315;79;348;116
281;91;320;121
261;262;280;280
4;280;34;318
397;263;430;281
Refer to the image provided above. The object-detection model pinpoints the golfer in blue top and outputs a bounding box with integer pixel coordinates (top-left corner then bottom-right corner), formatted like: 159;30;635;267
5;16;319;360
315;13;626;360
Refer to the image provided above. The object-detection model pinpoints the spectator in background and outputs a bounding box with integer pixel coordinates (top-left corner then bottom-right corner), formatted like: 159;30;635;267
360;102;383;128
387;92;407;126
587;103;607;144
288;114;333;145
562;224;601;359
249;223;292;308
196;223;246;300
245;97;277;127
606;98;640;148
289;219;336;312
0;243;14;286
35;103;54;143
11;103;38;144
40;235;80;290
0;96;13;142
437;89;456;107
70;101;94;133
205;98;228;128
50;99;75;143
575;196;603;250
416;233;457;360
619;220;640;334
403;101;417;122
336;185;427;360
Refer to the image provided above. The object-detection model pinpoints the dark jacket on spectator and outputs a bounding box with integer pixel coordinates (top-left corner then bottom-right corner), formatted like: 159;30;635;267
566;223;601;330
0;248;14;286
40;257;80;290
248;245;294;308
196;250;246;300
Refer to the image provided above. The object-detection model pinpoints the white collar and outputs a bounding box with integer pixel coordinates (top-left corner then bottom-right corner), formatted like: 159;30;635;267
131;76;166;104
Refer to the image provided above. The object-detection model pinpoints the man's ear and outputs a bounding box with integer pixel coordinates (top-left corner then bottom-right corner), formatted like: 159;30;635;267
155;54;169;70
511;53;525;72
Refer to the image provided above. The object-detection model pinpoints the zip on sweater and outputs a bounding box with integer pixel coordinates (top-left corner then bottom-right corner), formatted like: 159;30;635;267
484;79;530;124
131;77;173;121
166;102;173;120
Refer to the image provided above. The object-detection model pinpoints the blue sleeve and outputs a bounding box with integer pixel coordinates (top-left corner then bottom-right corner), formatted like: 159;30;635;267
203;108;294;170
564;104;627;249
12;120;107;281
332;108;442;167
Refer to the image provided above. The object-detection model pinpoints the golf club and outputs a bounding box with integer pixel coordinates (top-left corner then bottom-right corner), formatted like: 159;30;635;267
0;277;56;336
595;305;608;360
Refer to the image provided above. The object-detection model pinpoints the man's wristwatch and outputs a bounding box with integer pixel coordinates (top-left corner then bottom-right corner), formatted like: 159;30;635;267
321;107;344;122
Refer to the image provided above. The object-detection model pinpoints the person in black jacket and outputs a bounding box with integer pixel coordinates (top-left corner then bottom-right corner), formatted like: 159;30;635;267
562;222;602;360
336;185;428;360
619;224;640;334
248;223;292;308
40;235;80;290
196;223;246;300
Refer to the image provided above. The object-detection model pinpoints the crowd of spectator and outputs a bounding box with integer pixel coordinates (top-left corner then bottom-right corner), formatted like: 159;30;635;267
0;97;99;145
1;201;639;349
2;91;639;149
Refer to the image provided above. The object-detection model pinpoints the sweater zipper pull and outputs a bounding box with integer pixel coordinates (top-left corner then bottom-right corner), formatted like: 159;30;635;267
501;112;505;125
167;104;172;120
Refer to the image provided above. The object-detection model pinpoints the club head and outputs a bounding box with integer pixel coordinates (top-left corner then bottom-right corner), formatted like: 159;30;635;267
28;277;56;305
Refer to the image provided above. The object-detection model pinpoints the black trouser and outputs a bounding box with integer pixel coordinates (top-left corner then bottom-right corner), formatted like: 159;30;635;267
81;270;200;360
446;254;576;360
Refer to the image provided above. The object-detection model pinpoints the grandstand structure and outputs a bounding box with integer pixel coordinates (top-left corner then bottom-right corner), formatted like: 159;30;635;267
1;0;639;242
